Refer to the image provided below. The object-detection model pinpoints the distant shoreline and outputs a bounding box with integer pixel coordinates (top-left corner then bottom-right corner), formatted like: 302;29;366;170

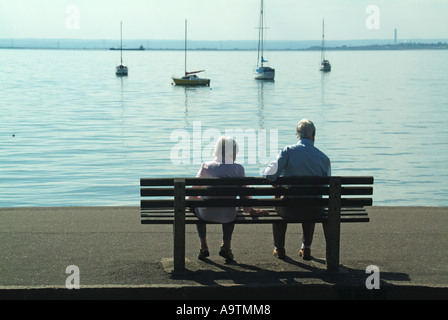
1;38;447;51
307;42;448;51
1;42;447;51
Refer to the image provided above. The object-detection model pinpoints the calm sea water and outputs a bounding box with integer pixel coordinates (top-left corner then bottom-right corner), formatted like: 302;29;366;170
1;48;447;207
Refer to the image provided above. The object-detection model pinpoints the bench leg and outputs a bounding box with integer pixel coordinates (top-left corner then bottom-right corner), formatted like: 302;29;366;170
323;220;340;273
173;220;185;273
173;179;186;273
324;177;342;273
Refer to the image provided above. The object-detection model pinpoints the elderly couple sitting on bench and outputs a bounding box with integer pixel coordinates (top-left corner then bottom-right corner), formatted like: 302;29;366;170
189;119;331;262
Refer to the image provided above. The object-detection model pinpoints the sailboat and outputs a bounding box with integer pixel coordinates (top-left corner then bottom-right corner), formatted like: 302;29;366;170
254;0;275;80
115;21;128;76
172;20;210;86
319;19;331;72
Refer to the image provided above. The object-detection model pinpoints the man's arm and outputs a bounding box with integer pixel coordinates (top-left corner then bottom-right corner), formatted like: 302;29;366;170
262;147;288;182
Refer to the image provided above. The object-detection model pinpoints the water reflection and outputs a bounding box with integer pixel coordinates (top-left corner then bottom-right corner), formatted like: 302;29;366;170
180;86;200;128
320;70;330;107
256;80;274;130
174;85;212;128
118;76;126;146
182;87;191;127
257;81;265;129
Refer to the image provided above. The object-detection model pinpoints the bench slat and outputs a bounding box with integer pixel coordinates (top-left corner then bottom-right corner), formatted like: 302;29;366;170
140;197;372;209
141;197;328;209
141;186;331;197
141;214;368;219
140;207;368;215
141;214;369;224
140;186;373;197
141;208;369;223
140;176;374;187
141;218;369;224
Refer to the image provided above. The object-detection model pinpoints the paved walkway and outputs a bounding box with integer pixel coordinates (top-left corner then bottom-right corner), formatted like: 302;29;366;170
0;206;447;299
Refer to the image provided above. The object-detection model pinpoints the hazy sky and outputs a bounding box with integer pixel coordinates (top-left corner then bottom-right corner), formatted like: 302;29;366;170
1;0;447;41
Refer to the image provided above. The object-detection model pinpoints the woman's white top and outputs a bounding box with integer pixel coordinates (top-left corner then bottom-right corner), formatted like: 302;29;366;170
194;158;246;223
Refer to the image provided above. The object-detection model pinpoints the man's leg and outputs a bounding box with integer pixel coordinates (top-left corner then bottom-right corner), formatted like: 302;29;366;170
273;222;287;249
299;222;315;260
301;222;315;248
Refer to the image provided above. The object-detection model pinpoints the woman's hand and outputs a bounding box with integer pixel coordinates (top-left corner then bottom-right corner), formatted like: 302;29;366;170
249;208;269;216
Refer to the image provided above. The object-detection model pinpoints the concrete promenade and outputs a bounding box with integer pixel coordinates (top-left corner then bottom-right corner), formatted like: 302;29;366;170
0;206;447;300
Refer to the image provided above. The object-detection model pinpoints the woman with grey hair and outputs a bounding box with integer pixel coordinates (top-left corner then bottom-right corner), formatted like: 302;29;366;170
192;136;268;262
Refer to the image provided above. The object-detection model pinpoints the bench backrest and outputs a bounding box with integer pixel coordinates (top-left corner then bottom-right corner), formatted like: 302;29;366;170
140;176;373;210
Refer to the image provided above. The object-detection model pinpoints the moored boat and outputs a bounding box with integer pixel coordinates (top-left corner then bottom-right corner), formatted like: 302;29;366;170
172;20;210;86
115;21;128;76
254;0;275;80
173;71;210;86
319;19;331;72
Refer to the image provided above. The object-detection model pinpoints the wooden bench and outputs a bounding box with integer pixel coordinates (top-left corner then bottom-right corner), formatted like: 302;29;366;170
140;176;373;273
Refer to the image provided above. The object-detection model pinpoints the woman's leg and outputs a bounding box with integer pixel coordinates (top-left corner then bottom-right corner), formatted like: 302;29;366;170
221;222;235;249
196;223;208;249
219;222;235;261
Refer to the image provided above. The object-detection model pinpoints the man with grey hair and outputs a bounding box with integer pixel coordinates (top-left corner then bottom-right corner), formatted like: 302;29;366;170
263;119;331;260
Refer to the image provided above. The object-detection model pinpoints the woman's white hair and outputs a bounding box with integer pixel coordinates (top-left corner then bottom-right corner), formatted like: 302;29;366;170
296;119;316;140
213;136;239;163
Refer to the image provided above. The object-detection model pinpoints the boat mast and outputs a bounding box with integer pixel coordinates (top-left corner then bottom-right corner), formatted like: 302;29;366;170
184;19;187;76
257;0;264;68
321;19;325;61
120;21;123;65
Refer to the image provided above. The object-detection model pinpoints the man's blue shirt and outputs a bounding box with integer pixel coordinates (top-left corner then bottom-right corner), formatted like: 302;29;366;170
263;139;331;181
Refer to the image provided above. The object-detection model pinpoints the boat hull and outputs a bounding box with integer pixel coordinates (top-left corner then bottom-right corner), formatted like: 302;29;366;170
116;65;128;76
254;67;275;80
172;77;210;86
320;60;331;72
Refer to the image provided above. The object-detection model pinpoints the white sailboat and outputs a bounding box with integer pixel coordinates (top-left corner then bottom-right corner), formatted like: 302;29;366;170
254;0;275;80
116;21;128;76
172;20;210;86
319;19;331;72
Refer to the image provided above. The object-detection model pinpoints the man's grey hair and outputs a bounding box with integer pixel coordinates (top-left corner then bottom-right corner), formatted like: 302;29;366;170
296;119;316;140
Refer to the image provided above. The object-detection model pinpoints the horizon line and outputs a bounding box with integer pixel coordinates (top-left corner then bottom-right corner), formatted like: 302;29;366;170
2;37;448;42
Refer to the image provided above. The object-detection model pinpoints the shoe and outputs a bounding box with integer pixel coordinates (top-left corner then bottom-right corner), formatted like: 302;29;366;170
198;247;210;260
219;246;234;262
299;248;311;261
273;248;286;260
